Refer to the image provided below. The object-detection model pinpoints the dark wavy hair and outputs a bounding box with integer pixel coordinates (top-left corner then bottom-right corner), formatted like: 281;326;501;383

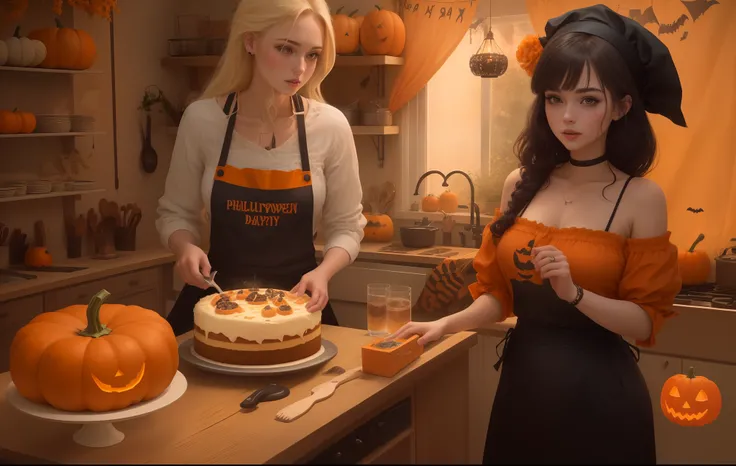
490;32;657;238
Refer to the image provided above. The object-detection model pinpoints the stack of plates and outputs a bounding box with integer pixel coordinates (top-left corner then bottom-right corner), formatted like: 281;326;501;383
68;180;96;191
2;182;26;196
0;187;16;198
26;180;52;194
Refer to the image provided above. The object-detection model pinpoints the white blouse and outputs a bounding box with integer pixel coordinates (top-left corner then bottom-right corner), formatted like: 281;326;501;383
155;97;366;262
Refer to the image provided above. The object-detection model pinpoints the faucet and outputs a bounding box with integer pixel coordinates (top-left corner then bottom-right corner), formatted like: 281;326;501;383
413;169;483;248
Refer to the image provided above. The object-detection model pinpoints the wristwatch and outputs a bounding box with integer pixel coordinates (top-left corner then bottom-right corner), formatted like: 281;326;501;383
568;284;584;306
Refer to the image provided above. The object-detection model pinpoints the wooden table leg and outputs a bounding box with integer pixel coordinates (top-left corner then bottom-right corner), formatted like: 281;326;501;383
413;354;470;464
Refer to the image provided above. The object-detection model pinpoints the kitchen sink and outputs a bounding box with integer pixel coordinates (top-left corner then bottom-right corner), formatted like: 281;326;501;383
0;269;37;284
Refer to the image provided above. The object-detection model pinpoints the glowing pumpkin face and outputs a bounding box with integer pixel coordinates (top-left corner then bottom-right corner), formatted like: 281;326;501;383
91;364;146;393
660;367;722;426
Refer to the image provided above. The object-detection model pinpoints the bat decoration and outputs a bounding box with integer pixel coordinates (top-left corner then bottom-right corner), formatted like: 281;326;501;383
681;31;689;40
681;0;720;21
629;6;659;26
658;14;689;34
687;207;705;213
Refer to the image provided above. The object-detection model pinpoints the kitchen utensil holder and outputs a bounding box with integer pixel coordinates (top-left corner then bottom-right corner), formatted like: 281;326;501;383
66;235;82;259
114;227;137;251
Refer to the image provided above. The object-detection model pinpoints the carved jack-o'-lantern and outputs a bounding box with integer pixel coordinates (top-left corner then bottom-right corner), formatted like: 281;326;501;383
9;289;179;412
660;366;722;427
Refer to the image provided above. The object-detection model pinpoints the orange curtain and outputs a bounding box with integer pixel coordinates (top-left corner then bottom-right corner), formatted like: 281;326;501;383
388;0;479;113
525;0;736;259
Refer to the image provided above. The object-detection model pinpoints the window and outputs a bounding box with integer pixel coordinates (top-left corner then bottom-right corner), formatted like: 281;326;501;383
398;13;537;219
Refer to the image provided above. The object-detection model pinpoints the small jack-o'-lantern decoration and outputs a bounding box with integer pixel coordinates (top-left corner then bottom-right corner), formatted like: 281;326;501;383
9;289;179;412
363;213;394;242
359;5;405;56
660;366;722;427
332;7;361;55
678;233;710;285
421;194;440;212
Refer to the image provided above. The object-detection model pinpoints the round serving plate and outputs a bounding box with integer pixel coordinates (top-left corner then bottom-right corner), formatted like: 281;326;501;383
178;338;337;376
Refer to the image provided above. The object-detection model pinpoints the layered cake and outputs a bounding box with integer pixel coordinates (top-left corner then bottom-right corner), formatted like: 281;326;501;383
193;288;322;365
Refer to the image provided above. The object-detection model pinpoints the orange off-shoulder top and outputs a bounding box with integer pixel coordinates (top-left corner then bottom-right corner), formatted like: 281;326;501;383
468;209;682;347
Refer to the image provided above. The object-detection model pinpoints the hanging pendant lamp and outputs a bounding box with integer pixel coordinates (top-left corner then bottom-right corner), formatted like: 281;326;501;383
469;28;508;78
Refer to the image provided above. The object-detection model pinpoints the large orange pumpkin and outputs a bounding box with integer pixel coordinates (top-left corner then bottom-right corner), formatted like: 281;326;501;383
439;190;459;213
10;289;179;412
363;213;394;242
359;5;405;56
660;366;722;427
332;7;361;55
678;233;710;285
28;18;97;70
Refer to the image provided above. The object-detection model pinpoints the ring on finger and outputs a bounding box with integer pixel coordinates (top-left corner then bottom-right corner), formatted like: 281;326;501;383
549;255;556;263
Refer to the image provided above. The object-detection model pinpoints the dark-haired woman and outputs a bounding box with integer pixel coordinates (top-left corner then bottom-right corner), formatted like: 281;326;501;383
388;5;684;464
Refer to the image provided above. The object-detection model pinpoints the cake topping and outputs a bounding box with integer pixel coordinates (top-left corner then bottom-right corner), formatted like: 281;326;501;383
261;305;277;318
214;297;242;315
373;340;402;349
277;304;293;316
246;291;268;303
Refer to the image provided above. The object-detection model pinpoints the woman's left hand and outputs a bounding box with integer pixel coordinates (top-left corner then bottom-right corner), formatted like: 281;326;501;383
531;245;577;302
291;269;330;313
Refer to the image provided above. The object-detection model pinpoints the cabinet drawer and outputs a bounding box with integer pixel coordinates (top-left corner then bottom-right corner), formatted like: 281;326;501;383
0;294;44;373
44;268;162;311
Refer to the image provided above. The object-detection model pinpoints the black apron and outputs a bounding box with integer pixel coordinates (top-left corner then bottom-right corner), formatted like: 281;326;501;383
167;92;338;336
483;176;656;464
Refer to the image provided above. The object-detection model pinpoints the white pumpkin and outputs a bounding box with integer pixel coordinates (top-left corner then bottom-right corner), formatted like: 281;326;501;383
0;41;8;66
5;26;45;67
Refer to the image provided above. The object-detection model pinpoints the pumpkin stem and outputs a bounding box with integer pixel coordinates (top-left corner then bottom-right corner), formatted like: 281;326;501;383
687;366;696;379
55;17;64;29
335;6;344;14
688;233;705;253
375;5;382;10
78;289;112;338
13;26;20;38
349;9;359;17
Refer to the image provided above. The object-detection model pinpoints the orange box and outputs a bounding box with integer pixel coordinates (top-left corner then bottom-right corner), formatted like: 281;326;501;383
361;334;424;378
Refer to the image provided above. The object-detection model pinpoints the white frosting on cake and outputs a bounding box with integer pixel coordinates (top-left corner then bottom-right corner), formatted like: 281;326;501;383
193;288;322;344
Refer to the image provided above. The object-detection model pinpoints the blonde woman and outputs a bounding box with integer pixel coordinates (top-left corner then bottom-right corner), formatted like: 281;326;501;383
156;0;366;335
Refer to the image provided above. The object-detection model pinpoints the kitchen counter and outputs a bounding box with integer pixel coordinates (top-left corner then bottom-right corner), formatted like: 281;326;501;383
0;249;176;303
316;241;478;267
0;325;477;464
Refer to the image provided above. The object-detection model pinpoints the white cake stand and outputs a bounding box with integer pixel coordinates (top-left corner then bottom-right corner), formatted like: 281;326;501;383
5;371;187;448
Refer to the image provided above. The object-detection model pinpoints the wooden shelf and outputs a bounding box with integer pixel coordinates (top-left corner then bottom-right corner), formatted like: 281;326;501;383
0;65;103;74
0;132;105;139
351;126;400;135
161;54;404;68
166;126;398;136
0;189;105;203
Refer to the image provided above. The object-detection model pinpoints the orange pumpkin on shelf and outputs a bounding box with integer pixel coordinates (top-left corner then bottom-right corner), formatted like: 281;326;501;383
421;194;440;212
438;190;459;213
678;233;710;285
24;247;52;267
28;18;97;70
660;366;722;427
9;289;179;412
0;108;35;134
332;6;361;55
360;5;405;56
363;213;394;242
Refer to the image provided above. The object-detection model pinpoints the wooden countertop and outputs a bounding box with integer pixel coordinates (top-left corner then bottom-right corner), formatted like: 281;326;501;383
316;242;478;267
0;325;477;464
0;249;176;302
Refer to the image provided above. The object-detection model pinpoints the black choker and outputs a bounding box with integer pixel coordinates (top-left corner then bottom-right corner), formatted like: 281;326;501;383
569;154;607;167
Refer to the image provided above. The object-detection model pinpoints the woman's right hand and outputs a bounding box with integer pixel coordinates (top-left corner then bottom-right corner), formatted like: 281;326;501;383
174;243;211;289
386;319;449;346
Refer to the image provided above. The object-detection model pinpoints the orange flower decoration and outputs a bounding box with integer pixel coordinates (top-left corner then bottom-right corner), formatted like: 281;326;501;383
516;34;544;77
52;0;118;21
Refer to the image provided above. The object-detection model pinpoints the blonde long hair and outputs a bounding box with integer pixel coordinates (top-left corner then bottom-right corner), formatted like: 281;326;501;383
200;0;335;103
